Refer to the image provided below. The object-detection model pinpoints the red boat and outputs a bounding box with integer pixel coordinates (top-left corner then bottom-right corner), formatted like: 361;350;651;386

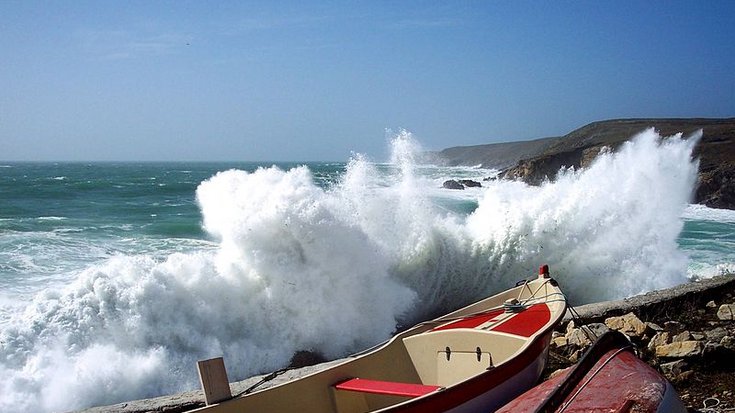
496;330;687;413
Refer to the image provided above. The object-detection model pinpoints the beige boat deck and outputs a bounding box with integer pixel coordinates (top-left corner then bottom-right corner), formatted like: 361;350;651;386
192;277;565;413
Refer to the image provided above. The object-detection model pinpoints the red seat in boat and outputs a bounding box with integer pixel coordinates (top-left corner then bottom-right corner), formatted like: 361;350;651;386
334;378;441;397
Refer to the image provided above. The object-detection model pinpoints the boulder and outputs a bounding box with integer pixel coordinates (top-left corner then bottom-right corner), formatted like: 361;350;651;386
664;321;686;334
675;370;695;382
706;300;718;308
721;336;735;351
672;331;692;342
704;341;723;355
648;332;671;352
605;312;647;338
646;322;663;332
566;323;610;347
717;304;735;320
458;179;481;188
660;359;688;379
655;341;704;358
442;180;465;190
705;327;727;343
552;336;568;348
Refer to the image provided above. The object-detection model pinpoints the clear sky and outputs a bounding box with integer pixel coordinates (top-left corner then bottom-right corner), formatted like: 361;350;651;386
2;1;734;162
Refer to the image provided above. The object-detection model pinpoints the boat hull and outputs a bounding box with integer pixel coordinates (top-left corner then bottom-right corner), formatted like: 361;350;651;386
496;331;688;413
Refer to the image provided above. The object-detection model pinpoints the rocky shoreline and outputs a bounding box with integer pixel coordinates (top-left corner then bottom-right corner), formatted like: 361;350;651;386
433;118;735;210
77;274;735;413
549;274;735;412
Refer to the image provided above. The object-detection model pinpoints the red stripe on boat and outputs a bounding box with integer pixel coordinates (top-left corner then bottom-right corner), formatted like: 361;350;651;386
334;378;441;397
491;303;550;337
432;308;505;331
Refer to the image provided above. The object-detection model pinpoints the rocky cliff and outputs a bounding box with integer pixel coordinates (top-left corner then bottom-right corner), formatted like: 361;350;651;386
435;118;735;209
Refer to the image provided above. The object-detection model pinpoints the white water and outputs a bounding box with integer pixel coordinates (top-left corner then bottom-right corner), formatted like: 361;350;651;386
0;129;703;412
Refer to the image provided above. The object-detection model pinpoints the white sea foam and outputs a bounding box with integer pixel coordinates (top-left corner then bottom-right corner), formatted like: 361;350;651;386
683;203;735;223
0;128;702;412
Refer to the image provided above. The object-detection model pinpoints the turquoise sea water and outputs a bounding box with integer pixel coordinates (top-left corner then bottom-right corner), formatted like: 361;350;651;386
1;130;734;412
0;162;343;294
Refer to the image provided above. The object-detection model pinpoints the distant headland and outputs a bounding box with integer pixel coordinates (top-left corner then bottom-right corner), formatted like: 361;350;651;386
430;118;735;210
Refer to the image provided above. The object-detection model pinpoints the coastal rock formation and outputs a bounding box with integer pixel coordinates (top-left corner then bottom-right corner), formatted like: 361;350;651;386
442;179;465;190
435;118;735;209
458;179;482;188
441;179;482;190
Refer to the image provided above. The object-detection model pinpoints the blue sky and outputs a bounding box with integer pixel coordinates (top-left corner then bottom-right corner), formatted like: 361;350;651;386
2;1;734;162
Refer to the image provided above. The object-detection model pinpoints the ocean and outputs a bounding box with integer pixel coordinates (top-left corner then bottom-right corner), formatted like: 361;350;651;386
1;129;734;412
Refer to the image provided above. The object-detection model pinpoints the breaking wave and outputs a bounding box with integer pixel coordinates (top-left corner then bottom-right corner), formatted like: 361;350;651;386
0;128;700;412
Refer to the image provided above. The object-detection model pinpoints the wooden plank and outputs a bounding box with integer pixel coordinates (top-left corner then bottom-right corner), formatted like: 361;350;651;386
197;357;232;405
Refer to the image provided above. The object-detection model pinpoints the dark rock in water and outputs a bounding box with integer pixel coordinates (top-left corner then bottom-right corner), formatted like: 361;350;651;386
442;180;465;190
458;179;482;188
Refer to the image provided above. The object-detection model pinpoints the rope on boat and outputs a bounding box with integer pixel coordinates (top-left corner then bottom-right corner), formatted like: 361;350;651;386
233;367;293;398
564;298;599;344
502;299;526;313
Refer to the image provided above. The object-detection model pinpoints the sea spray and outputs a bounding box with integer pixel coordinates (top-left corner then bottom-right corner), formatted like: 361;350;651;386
464;128;700;303
0;128;701;412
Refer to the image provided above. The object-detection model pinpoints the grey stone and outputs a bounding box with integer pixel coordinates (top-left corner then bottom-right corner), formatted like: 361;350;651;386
655;341;704;358
705;327;727;343
458;179;481;188
664;321;686;334
442;180;465;190
648;332;671;352
605;312;647;338
566;323;610;348
704;341;723;355
646;322;663;332
552;335;568;348
672;331;692;342
721;336;735;351
717;304;735;320
660;359;688;378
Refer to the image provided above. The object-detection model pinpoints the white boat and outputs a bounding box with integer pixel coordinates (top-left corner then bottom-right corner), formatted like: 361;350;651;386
193;266;567;413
